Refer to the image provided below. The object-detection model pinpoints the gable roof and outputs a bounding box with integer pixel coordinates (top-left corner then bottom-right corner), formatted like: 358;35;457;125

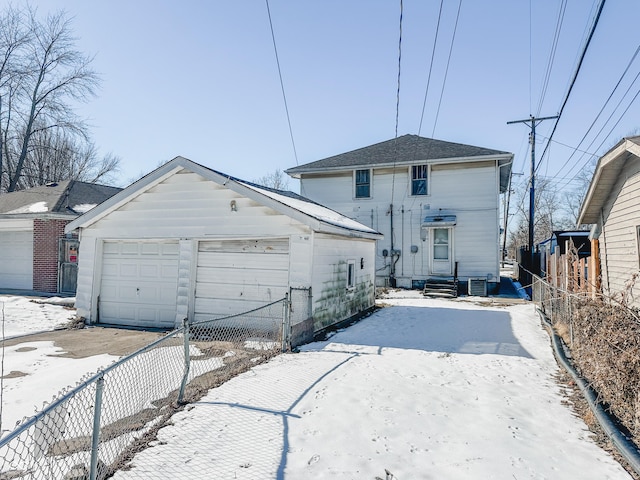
578;136;640;225
285;134;513;191
65;156;382;240
0;180;122;216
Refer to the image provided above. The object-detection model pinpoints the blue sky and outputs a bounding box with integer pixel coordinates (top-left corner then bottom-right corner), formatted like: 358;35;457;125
24;1;640;191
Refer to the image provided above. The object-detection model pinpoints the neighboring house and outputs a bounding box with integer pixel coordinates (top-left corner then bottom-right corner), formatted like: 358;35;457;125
0;180;122;293
539;230;591;277
64;157;381;341
285;134;513;294
578;135;640;304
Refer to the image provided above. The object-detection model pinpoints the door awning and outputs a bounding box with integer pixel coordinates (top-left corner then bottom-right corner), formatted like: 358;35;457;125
422;214;457;228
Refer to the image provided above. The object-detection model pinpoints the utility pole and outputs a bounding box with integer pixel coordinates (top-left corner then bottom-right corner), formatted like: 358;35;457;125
507;115;558;270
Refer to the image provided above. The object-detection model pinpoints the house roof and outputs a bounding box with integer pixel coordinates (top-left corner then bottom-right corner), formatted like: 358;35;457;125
285;134;514;192
0;180;122;216
578;136;640;225
65;157;383;240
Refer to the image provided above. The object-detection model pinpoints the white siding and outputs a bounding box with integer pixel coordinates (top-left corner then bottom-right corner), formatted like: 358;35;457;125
599;159;640;303
75;170;313;323
0;220;33;289
311;234;376;330
193;238;290;321
299;161;500;287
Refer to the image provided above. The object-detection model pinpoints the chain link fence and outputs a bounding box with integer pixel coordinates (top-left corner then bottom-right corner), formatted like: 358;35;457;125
0;296;294;480
531;274;640;446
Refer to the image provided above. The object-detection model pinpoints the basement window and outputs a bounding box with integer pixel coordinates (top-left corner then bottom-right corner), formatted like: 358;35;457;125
347;260;356;289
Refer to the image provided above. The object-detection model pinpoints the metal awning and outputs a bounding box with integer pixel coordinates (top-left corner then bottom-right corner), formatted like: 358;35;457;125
422;214;457;228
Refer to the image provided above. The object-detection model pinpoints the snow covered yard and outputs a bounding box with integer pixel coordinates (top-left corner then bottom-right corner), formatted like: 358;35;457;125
109;294;632;480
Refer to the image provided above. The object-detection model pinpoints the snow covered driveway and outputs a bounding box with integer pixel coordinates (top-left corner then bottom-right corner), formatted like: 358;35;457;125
110;295;632;479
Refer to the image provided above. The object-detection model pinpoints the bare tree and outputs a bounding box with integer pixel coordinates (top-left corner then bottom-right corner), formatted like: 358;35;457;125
253;169;289;190
0;6;117;192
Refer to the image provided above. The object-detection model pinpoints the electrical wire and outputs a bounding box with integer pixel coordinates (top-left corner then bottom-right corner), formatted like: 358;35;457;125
431;0;462;138
265;0;299;165
535;0;607;174
417;0;444;136
551;44;640;187
390;0;403;207
536;0;567;117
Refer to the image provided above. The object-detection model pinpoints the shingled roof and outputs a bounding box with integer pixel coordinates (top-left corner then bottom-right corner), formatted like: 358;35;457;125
0;180;122;215
286;134;512;176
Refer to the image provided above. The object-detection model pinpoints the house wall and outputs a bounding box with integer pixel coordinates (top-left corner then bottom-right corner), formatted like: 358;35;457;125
299;160;500;289
598;157;640;304
310;233;376;331
33;218;70;293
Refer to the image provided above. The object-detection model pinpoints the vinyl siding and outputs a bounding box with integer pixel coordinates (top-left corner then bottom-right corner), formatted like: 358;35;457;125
600;159;640;303
299;161;500;285
311;234;376;330
75;170;313;322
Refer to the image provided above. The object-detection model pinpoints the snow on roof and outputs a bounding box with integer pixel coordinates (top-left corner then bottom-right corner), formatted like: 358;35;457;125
241;182;380;235
8;201;49;214
72;203;97;213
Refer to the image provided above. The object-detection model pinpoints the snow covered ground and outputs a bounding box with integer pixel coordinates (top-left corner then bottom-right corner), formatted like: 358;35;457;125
0;295;119;436
112;293;631;479
0;292;634;479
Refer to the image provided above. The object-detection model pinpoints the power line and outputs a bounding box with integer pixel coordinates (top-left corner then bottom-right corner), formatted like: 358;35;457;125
431;0;462;138
535;0;607;173
536;0;567;117
265;0;299;165
417;0;444;136
552;44;640;187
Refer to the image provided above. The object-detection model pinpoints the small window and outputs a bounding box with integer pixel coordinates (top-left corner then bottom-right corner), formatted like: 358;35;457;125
355;169;371;198
347;260;356;289
411;165;428;196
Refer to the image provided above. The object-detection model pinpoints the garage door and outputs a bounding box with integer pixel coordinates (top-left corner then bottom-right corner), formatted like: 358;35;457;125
0;230;33;289
99;241;179;328
194;238;290;322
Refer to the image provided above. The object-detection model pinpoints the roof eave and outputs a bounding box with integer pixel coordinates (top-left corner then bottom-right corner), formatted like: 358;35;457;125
286;153;514;177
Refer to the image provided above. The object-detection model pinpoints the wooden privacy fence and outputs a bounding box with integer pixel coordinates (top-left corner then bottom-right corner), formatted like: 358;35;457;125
543;238;600;298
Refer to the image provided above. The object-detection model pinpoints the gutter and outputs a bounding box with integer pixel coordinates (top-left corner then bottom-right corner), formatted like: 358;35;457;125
537;308;640;476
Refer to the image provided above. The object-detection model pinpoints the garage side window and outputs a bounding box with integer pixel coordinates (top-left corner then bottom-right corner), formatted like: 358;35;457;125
355;169;371;199
411;165;428;196
347;260;356;289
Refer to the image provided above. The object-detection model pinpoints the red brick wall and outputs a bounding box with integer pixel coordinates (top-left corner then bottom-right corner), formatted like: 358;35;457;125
33;218;70;293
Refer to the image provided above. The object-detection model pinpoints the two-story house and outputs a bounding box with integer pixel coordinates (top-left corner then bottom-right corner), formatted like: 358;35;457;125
286;134;513;294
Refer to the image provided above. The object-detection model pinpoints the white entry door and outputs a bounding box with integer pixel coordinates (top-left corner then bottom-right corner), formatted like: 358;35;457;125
99;241;179;328
430;228;453;275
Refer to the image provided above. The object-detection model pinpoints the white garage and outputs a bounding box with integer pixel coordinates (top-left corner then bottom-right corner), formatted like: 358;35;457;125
65;157;382;337
194;238;290;322
0;227;33;290
98;241;179;328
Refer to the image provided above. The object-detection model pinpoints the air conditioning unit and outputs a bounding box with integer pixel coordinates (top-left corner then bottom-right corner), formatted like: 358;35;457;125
468;278;488;297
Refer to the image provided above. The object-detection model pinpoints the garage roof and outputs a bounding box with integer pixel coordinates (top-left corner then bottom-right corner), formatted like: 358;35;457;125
65;156;383;240
577;136;640;225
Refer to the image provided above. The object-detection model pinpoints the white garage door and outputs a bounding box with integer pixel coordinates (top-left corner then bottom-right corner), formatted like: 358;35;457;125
0;230;33;289
99;241;179;328
195;238;290;322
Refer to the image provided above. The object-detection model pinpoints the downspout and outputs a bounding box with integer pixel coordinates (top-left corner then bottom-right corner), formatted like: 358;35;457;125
389;203;395;287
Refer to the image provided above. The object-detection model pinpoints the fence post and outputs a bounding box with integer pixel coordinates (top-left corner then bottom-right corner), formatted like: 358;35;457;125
281;293;291;353
178;318;191;405
90;375;105;480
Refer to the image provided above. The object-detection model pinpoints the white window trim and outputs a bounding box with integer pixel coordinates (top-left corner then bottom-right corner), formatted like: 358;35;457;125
347;259;356;289
353;169;372;200
409;164;430;197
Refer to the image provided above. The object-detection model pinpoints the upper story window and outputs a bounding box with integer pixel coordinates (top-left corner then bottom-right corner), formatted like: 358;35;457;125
411;165;428;196
355;169;371;198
